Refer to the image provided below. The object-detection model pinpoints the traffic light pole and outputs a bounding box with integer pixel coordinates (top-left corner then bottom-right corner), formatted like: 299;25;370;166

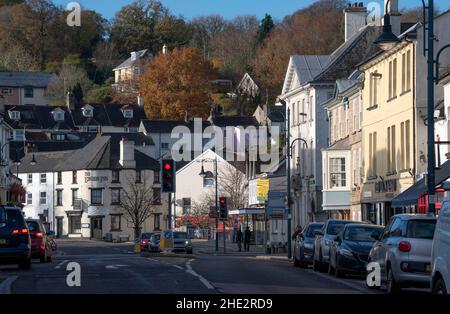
214;157;219;252
168;193;172;230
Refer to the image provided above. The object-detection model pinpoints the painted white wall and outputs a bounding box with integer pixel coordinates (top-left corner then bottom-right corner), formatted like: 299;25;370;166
20;87;49;106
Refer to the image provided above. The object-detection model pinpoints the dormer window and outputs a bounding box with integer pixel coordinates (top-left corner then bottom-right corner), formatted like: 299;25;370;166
51;109;65;121
82;105;94;117
122;109;133;119
9;110;20;120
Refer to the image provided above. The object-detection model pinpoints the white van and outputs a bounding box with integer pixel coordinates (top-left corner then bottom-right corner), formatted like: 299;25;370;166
431;198;450;294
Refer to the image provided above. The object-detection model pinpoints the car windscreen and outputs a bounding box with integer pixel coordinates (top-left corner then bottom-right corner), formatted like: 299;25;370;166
327;222;349;235
152;234;160;241
343;226;383;242
6;209;26;229
406;220;436;239
0;207;5;224
26;221;41;232
141;233;153;239
306;225;323;237
173;232;187;239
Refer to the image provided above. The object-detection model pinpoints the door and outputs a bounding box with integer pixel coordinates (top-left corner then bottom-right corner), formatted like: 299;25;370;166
91;217;103;240
56;217;63;238
68;215;81;234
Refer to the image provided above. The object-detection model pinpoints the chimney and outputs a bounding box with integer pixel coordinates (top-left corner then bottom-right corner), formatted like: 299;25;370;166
130;51;137;61
184;111;188;123
137;95;144;107
162;44;168;55
119;138;136;168
66;91;75;110
384;0;401;36
344;2;367;41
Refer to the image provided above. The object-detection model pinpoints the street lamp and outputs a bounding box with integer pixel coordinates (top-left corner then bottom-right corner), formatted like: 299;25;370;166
198;158;220;252
374;0;449;215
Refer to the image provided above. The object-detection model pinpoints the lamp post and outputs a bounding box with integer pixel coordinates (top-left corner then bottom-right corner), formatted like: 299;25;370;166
199;157;219;252
276;99;309;259
374;0;450;215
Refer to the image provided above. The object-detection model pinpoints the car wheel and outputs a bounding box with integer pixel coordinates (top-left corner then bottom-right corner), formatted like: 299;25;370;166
432;278;447;295
19;258;31;270
386;266;400;294
319;251;327;273
313;258;319;272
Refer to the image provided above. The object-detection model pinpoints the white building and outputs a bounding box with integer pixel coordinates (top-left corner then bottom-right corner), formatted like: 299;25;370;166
18;135;166;240
112;49;153;93
436;73;450;164
279;4;381;228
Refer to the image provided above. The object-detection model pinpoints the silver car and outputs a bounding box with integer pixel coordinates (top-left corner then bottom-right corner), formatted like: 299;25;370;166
368;214;437;294
173;231;193;254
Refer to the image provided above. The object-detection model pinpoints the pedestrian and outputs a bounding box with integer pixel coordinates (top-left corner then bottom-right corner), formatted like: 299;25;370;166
244;227;251;252
236;229;243;252
292;225;303;240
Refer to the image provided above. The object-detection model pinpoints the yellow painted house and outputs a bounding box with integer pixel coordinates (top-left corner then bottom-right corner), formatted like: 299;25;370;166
359;34;427;226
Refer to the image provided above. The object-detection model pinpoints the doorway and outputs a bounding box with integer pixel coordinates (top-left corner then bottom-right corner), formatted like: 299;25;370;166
91;217;103;240
56;217;63;238
68;215;82;234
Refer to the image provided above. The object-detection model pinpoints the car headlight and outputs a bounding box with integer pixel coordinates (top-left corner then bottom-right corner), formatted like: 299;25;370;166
340;249;354;257
185;240;190;245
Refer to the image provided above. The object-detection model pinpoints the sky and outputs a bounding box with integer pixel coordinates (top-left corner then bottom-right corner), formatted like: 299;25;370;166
53;0;450;21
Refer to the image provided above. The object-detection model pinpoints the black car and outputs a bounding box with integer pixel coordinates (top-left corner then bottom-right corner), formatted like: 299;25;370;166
0;206;32;269
328;224;384;278
293;223;324;268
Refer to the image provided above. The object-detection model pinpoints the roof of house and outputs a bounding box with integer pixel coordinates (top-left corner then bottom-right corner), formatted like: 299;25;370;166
209;116;260;128
267;107;285;123
18;135;159;173
4;105;75;130
0;72;54;88
71;103;146;128
324;137;350;151
113;49;153;71
140;119;212;134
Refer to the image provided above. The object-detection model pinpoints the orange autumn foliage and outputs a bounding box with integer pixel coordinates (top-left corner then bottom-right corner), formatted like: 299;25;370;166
140;47;216;120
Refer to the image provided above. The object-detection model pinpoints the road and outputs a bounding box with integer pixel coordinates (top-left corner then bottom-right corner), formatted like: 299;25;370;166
0;239;427;294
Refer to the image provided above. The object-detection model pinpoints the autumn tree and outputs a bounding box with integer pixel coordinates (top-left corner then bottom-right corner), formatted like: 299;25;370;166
140;47;216;119
218;163;248;211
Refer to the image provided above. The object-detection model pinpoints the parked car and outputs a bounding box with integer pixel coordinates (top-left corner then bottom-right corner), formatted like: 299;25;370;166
431;198;450;294
313;219;358;272
368;214;437;294
329;224;384;277
0;206;31;269
140;232;154;251
293;222;324;268
149;233;161;252
173;231;193;254
26;219;53;263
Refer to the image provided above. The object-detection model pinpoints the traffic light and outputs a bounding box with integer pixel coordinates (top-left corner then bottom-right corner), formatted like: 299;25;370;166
162;159;175;192
219;197;228;220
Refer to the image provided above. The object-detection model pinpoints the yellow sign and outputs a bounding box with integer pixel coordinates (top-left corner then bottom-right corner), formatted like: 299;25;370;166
160;230;174;250
256;179;269;202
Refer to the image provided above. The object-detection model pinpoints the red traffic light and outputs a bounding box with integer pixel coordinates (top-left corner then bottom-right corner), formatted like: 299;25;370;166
220;199;225;204
163;163;172;171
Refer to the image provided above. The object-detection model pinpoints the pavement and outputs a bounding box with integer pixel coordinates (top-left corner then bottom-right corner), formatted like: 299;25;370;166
0;238;431;294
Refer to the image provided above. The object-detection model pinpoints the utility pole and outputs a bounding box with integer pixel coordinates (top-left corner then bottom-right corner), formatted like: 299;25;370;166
286;107;292;259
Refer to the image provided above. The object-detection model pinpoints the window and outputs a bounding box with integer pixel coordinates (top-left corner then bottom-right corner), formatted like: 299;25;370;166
405;120;411;168
91;189;103;205
40;173;47;184
369;132;377;176
391;125;396;172
406;50;411;91
182;198;191;214
389;218;404;237
406;220;437;239
152;188;161;204
112;170;120;183
52;134;65;141
9;111;20;120
389;59;397;99
24;86;33;98
400;122;405;170
57;172;62;185
154;214;161;231
27;174;32;184
330;158;346;188
161;142;169;150
110;215;122;231
292;102;297;125
370;72;379;107
68;215;81;234
111;188;121;205
309;95;314;120
152;171;158;184
387;127;391;171
123;110;133;118
40;192;46;205
14;130;24;141
27;193;32;205
301;99;306;122
72;170;77;184
56;190;63;206
72;189;79;206
1;88;12;95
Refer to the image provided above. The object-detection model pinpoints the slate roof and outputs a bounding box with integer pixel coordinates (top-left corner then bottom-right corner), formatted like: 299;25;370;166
209;116;260;128
324;137;350;151
113;49;153;71
291;55;332;85
18;135;160;173
4;105;75;130
267;107;285;123
140;119;212;134
0;72;55;88
71;103;146;128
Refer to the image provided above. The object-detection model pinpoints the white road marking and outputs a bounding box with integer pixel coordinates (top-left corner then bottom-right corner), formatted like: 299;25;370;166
147;258;158;262
172;265;184;270
306;269;374;294
185;259;214;290
55;260;68;269
105;265;128;270
0;276;18;294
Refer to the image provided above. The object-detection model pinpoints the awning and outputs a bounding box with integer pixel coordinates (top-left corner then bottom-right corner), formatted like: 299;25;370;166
229;208;266;215
391;160;450;208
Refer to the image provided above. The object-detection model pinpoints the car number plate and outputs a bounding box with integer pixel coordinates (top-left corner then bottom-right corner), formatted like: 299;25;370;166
0;239;6;245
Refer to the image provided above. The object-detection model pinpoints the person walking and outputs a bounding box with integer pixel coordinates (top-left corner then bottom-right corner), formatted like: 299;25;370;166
236;229;243;252
292;225;303;240
244;227;251;252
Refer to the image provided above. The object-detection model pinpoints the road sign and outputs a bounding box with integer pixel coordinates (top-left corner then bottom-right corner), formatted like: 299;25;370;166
267;191;288;219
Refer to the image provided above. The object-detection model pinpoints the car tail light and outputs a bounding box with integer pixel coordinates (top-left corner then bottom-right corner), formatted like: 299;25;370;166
35;232;44;238
12;228;29;235
141;239;148;244
398;241;411;252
